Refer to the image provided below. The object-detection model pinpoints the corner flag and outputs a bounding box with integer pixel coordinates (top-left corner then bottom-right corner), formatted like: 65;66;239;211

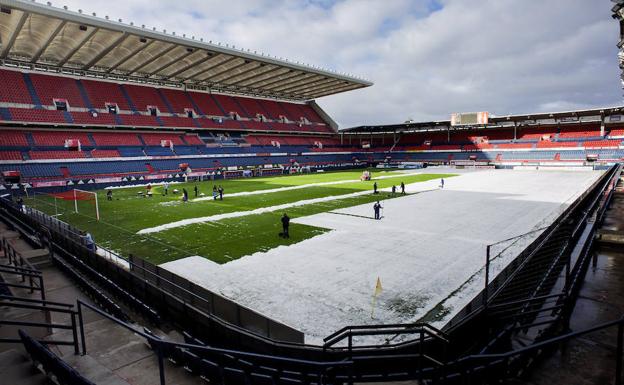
374;277;382;296
371;277;383;318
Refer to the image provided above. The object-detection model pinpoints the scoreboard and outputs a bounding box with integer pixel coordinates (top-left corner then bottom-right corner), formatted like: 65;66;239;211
451;111;489;126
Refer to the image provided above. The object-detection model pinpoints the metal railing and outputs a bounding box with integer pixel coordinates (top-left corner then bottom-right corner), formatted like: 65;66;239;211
0;295;80;355
0;264;45;301
76;299;353;385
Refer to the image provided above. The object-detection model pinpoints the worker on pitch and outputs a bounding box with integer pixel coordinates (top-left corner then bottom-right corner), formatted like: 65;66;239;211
106;189;113;201
374;201;382;220
280;213;290;238
194;185;199;197
373;182;378;194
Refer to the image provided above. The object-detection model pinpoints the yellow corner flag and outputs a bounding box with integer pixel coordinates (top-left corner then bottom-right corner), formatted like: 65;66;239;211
374;277;383;296
371;277;383;319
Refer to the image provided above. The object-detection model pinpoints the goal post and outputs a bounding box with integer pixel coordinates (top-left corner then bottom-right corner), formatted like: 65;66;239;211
46;189;100;220
73;189;99;220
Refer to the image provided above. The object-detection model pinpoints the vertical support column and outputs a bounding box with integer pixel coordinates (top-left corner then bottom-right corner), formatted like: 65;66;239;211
513;122;517;141
601;112;606;137
484;245;491;308
616;322;623;385
73;189;78;214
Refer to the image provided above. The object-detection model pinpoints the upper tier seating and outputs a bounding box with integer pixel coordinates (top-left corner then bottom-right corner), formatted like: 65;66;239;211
31;131;93;147
81;79;130;110
141;133;185;146
159;88;194;114
159;116;197;128
187;91;224;116
91;132;142;146
558;125;602;138
0;130;29;146
0;151;22;160
70;111;119;125
9;108;66;124
212;94;244;117
91;149;121;158
29;73;86;108
0;69;331;134
236;97;268;119
496;143;534;149
29;150;87;160
584;140;621;148
118;114;161;127
609;129;624;137
517;127;556;140
123;84;170;113
184;134;205;145
0;69;32;104
536;141;580;148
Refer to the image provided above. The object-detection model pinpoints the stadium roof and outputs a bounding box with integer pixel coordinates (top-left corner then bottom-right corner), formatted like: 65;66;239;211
342;106;624;134
0;0;373;101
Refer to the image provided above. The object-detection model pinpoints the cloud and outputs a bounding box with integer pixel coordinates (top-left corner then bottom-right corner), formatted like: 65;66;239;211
58;0;622;127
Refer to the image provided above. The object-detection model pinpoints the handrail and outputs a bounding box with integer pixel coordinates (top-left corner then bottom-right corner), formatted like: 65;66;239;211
0;294;73;307
324;322;448;342
77;299;352;367
323;323;449;351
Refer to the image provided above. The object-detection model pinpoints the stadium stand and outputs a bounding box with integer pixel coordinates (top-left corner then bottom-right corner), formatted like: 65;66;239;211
0;69;33;104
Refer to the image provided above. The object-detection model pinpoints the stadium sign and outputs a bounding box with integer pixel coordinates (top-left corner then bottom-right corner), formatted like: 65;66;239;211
451;112;489;126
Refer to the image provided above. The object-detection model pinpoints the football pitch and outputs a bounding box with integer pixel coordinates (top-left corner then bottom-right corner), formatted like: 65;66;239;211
26;169;454;264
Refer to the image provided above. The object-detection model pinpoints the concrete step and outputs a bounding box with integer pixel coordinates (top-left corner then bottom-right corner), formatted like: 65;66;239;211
63;354;132;385
0;349;48;385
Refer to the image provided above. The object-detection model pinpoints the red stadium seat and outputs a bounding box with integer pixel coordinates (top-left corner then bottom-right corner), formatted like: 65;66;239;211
0;130;29;146
29;150;87;160
91;132;142;146
29;73;86;108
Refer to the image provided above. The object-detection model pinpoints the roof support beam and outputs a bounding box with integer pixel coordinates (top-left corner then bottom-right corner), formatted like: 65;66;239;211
229;66;289;87
301;83;362;99
1;11;29;59
163;52;217;80
106;39;156;73
291;80;350;97
200;59;249;82
31;20;66;63
57;27;100;66
248;72;311;91
221;65;283;86
182;56;239;82
126;43;177;75
243;71;305;88
143;49;196;78
268;74;327;92
212;62;263;84
82;32;129;70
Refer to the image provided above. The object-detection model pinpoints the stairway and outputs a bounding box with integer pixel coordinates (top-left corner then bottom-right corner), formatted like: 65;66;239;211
21;73;43;108
75;80;95;111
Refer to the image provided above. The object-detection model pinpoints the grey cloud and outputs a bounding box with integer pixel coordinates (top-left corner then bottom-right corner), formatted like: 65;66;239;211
60;0;622;127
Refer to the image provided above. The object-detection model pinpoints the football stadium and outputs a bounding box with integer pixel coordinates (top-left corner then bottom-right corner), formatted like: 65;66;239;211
0;1;623;384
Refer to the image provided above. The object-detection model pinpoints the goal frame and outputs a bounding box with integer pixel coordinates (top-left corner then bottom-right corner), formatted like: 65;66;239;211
73;189;100;220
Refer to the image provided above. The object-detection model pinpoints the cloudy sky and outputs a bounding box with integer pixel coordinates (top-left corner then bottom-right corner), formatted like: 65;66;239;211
59;0;622;127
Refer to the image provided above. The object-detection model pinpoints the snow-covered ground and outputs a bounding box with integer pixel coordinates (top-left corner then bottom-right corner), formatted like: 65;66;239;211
161;168;602;344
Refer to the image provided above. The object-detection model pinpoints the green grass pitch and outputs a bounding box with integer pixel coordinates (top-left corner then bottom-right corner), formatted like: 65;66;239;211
27;169;454;265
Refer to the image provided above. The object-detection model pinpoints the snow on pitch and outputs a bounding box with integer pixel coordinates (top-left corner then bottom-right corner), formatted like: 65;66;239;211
161;169;602;344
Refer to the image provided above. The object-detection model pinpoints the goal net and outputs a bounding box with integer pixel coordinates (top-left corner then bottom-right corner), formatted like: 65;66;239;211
48;189;100;220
